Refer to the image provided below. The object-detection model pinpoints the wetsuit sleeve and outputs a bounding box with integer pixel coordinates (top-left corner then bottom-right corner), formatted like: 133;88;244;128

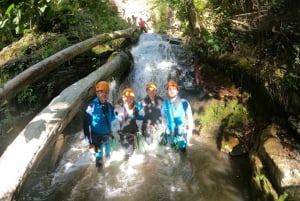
83;105;92;145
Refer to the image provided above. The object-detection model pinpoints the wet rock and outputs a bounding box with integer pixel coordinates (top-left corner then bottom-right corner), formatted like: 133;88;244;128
230;144;248;156
249;151;279;201
220;127;249;156
256;124;300;200
220;131;239;154
168;37;182;45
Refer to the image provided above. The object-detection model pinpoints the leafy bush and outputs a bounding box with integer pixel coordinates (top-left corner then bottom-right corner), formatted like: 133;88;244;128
199;97;249;132
0;0;129;49
0;102;12;135
17;86;37;106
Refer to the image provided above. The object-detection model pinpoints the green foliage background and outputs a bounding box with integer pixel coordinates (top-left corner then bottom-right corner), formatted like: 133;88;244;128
0;0;129;49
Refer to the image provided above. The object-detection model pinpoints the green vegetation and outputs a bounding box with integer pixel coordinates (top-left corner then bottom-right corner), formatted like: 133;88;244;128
154;0;300;110
253;172;289;201
0;0;130;49
277;193;288;201
0;33;69;87
0;103;11;136
17;86;37;107
197;96;250;138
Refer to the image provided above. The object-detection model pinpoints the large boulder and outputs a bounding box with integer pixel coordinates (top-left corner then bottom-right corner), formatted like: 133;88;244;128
250;124;300;201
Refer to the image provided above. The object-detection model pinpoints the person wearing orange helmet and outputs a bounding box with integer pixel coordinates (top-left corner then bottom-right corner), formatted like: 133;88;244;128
140;81;163;145
83;81;116;168
115;87;143;158
161;80;194;152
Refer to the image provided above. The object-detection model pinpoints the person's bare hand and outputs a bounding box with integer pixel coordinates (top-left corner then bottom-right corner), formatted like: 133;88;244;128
89;144;96;153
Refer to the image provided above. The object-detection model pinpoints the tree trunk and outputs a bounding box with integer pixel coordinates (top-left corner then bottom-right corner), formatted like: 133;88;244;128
0;51;132;201
0;27;138;101
186;0;201;47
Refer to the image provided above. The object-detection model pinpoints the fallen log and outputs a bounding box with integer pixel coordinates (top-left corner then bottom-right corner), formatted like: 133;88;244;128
0;27;138;101
0;51;132;201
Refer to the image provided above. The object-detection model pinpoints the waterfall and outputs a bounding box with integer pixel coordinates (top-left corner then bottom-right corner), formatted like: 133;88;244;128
128;33;197;101
130;33;178;100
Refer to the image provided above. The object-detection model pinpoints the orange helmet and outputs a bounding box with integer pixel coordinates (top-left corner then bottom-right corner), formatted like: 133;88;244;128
95;81;109;92
165;80;178;89
146;81;158;90
122;88;135;97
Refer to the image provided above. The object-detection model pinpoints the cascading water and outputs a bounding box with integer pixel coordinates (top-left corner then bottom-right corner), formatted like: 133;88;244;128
17;33;252;201
130;33;177;100
128;33;196;100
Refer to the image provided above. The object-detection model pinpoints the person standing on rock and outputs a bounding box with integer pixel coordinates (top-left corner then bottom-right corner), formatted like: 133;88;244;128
167;10;174;27
131;15;137;26
138;18;148;33
83;81;116;168
161;80;194;152
140;81;164;145
115;88;143;158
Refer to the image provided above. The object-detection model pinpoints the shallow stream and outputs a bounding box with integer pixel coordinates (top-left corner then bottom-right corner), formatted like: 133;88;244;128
17;33;252;201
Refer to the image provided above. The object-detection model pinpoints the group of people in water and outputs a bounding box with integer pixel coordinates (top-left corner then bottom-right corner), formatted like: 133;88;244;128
83;80;194;168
